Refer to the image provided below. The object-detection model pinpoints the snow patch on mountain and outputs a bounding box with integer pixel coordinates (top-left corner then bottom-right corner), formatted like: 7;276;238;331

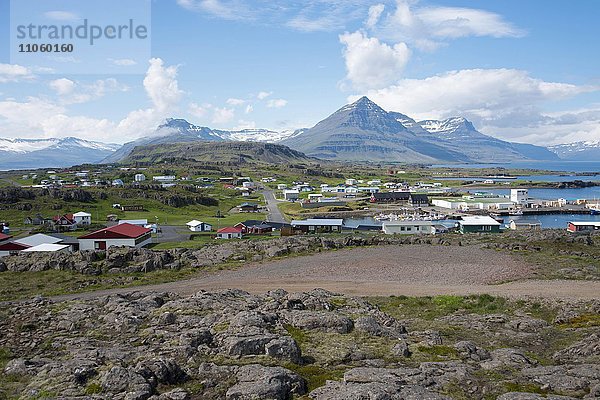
0;137;120;154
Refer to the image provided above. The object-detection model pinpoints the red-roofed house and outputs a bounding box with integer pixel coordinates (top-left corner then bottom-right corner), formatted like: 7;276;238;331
53;214;77;231
216;227;243;239
78;223;152;250
0;233;12;243
0;242;30;257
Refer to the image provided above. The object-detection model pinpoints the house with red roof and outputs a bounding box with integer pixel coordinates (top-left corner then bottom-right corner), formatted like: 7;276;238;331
216;226;243;239
53;214;78;231
78;223;152;250
0;242;30;257
0;233;12;243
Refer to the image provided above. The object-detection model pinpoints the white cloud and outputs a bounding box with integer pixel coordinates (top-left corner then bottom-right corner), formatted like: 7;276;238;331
110;58;138;66
0;63;35;83
189;102;210;118
286;15;342;32
226;97;246;106
266;98;288;108
0;58;181;142
43;11;79;21
49;78;128;104
245;104;253;114
366;4;385;28
257;91;272;100
49;78;75;95
371;0;524;50
177;0;372;31
143;58;183;112
212;107;235;124
359;68;599;144
234;120;256;130
416;6;525;39
176;0;252;20
339;30;410;90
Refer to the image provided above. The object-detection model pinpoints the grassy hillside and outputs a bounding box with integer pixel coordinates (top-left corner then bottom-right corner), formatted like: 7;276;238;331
123;141;317;165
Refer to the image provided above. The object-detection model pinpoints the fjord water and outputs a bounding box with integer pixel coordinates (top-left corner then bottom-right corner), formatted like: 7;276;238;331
430;161;600;173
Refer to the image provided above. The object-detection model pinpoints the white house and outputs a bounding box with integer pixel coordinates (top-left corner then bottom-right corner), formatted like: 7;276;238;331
186;220;213;232
382;220;435;235
134;174;146;182
78;223;152;250
277;184;288;190
283;189;300;201
73;211;92;226
216;227;243;239
153;175;176;183
345;178;358;186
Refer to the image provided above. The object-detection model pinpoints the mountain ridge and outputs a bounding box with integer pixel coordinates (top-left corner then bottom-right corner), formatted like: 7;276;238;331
0;137;120;170
281;96;558;162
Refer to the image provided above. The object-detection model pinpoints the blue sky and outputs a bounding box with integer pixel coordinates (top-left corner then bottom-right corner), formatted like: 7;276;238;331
0;0;599;145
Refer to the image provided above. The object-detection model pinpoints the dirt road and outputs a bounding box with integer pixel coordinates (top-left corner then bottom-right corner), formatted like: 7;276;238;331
44;245;600;302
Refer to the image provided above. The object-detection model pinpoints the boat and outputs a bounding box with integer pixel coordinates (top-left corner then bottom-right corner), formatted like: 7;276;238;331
509;209;523;216
591;208;600;215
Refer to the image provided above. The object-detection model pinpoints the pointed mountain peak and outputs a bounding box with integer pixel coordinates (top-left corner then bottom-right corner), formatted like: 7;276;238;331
160;118;195;130
353;96;375;106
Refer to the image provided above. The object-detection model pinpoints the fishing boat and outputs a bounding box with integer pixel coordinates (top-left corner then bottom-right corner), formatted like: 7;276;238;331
509;209;523;216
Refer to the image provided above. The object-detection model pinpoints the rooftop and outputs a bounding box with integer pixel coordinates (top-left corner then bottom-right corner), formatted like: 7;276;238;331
291;219;344;226
217;227;243;234
22;243;70;252
79;223;151;239
459;216;502;226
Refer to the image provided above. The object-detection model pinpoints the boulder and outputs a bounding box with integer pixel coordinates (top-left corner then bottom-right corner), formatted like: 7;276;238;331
101;365;154;399
284;310;353;333
454;341;491;362
225;364;306;400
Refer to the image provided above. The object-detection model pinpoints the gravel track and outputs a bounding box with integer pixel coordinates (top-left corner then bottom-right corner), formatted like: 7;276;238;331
45;245;600;302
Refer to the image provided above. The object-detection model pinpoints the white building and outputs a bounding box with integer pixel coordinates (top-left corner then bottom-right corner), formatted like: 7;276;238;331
382;220;435;235
186;220;213;232
118;219;148;226
73;211;92;226
510;189;529;205
153;175;176;183
22;243;70;253
283;189;300;201
134;174;146;182
78;223;152;250
345;178;358;186
14;234;63;247
277;184;288;190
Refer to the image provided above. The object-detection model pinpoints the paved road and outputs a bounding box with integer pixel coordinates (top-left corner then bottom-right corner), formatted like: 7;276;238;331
156;225;189;243
261;189;286;223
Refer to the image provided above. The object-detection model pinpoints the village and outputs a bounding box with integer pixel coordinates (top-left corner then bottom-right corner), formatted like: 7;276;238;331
1;166;599;257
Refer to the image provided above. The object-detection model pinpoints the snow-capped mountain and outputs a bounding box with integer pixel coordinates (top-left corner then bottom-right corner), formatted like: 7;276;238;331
549;140;600;160
0;137;118;154
0;137;120;170
103;118;304;163
281;97;558;162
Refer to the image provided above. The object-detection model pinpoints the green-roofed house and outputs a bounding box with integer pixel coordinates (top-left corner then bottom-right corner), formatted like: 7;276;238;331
458;216;502;234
